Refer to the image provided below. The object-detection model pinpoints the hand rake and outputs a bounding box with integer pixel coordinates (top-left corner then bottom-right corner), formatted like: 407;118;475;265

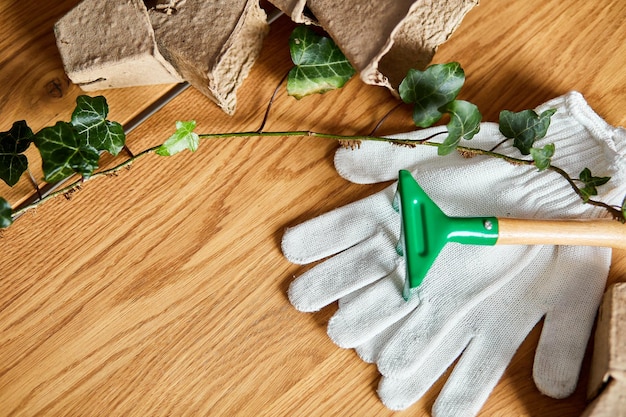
394;170;626;300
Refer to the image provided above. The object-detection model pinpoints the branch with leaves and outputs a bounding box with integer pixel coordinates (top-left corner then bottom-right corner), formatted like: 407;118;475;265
0;26;623;230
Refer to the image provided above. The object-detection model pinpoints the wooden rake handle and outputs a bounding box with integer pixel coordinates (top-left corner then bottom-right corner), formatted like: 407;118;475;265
497;218;626;250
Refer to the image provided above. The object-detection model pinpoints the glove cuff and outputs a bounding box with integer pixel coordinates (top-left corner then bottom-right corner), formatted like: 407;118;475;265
335;91;626;199
535;91;626;206
538;91;624;153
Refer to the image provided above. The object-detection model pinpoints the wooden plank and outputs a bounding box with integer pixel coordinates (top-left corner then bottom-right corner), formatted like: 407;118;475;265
0;1;625;417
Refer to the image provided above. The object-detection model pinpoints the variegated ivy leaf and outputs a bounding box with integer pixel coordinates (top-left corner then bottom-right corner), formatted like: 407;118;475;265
155;120;199;156
438;100;481;155
399;62;465;128
34;121;100;183
287;26;355;99
0;120;33;186
71;95;125;156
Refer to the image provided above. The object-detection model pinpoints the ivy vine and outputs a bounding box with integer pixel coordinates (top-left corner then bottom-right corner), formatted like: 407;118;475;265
1;26;623;229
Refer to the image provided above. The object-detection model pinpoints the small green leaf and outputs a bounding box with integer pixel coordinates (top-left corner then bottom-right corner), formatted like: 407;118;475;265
0;120;34;186
438;100;481;155
287;26;356;99
621;195;626;222
529;143;555;171
399;62;465;128
578;167;611;202
0;197;13;228
155;120;199;156
499;108;557;155
34;121;100;183
71;95;125;155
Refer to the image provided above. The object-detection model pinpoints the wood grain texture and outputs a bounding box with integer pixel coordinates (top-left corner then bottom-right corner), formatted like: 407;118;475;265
1;1;625;416
497;219;626;250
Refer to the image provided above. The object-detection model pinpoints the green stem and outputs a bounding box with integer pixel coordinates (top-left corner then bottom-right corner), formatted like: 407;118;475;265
198;130;624;220
11;145;160;220
198;130;441;144
429;142;622;219
9;130;623;224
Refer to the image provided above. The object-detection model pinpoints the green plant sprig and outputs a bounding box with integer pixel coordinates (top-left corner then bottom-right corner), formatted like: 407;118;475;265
6;126;620;225
0;25;623;229
8;144;160;221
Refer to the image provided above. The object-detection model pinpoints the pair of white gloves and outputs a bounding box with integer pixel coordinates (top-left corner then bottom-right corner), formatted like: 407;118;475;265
281;92;626;417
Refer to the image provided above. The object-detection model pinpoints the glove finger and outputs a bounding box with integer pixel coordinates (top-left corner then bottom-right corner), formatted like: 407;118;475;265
328;264;417;348
431;249;557;417
334;124;503;184
282;184;397;264
432;302;545;417
288;230;399;312
432;339;518;417
377;331;472;411
354;317;407;363
533;246;611;398
337;285;367;307
378;278;541;416
334;126;445;184
377;244;543;378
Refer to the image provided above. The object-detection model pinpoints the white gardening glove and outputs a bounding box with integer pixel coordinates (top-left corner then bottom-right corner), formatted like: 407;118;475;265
370;244;609;416
282;91;626;416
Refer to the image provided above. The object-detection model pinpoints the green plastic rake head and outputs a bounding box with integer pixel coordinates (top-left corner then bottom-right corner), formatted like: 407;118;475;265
393;170;626;301
394;170;499;300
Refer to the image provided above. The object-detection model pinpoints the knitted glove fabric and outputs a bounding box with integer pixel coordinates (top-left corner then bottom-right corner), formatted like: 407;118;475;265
282;92;626;416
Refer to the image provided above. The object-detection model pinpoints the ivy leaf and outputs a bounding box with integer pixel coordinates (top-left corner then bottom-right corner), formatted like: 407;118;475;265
399;62;465;128
70;95;125;156
155;120;199;156
529;143;555;171
0;120;34;186
578;167;611;202
499;108;557;155
287;26;356;99
34;121;100;183
438;100;481;155
0;197;12;228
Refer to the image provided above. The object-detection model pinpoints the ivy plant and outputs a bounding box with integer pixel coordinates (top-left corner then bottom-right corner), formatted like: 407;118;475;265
579;168;611;202
0;25;623;229
399;62;467;128
286;26;355;99
71;95;125;156
155;120;200;156
0;120;33;186
499;108;557;155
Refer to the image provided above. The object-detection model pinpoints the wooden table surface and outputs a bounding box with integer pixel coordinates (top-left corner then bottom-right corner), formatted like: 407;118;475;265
1;1;625;416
